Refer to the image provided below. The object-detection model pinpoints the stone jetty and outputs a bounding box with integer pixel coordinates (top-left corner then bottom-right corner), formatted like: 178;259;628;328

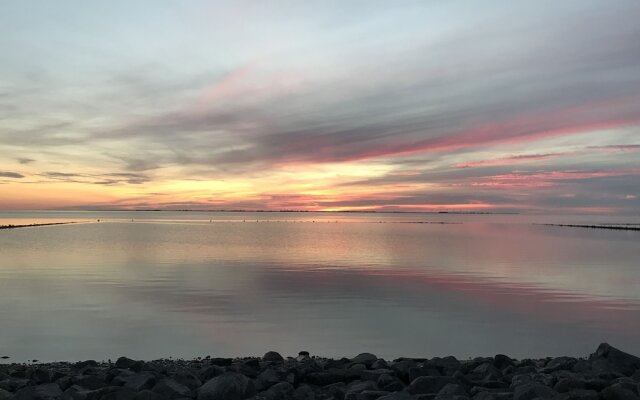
1;343;639;400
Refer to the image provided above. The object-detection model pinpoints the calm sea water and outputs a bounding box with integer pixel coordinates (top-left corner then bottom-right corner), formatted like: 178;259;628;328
1;211;639;362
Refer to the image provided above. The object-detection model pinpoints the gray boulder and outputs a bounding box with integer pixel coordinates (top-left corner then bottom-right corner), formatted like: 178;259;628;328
263;352;284;363
351;354;378;367
513;383;557;400
120;373;157;392
557;389;599;400
601;382;640;400
377;374;405;392
254;382;293;400
407;376;458;394
377;392;414;400
542;357;576;373
436;383;468;399
590;343;640;376
197;373;255;400
152;379;191;399
0;388;13;400
115;358;137;370
15;383;63;400
99;388;137;400
133;390;164;400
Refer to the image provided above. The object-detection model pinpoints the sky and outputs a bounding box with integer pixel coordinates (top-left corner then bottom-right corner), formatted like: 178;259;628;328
1;0;639;213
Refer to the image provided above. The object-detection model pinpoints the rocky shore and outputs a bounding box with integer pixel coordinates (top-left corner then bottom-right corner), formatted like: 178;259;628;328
1;343;639;400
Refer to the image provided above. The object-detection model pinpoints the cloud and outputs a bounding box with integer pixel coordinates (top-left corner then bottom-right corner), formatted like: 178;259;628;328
38;171;150;185
0;171;24;178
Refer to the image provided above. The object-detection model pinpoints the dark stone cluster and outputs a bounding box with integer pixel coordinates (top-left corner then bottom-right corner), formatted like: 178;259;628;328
1;344;639;400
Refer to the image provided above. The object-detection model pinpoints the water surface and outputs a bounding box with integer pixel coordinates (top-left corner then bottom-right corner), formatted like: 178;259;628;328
1;211;639;362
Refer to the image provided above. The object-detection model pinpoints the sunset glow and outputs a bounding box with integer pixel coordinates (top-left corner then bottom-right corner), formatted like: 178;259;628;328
1;1;639;213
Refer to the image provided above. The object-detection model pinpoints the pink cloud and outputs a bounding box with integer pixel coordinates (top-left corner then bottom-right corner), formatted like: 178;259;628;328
454;152;573;168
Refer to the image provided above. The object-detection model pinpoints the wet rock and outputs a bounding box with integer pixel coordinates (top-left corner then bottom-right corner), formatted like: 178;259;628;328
197;372;255;400
15;383;63;400
263;352;284;363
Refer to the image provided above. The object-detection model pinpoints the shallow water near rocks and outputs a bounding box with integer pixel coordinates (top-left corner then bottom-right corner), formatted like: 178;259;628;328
1;211;639;362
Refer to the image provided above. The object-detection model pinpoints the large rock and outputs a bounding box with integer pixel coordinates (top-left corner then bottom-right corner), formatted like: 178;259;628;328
115;358;137;370
263;352;284;363
72;375;107;390
351;354;378;367
118;373;156;392
377;392;414;400
360;369;395;382
15;383;63;400
600;382;640;400
556;389;599;400
98;388;137;400
197;372;255;400
513;383;557;400
152;379;191;399
468;364;501;382
435;383;468;399
377;374;405;392
0;388;13;400
255;368;286;391
170;369;201;390
254;382;294;400
493;355;514;370
407;376;458;394
591;343;640;376
542;357;576;373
